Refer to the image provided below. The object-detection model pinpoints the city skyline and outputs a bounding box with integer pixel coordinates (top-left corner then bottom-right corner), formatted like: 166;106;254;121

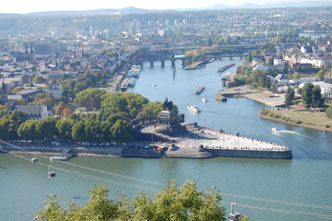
1;0;332;13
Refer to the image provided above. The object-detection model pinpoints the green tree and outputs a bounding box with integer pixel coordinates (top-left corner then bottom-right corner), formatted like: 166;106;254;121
74;88;106;111
317;70;325;81
293;72;300;79
312;85;324;108
0;118;17;140
326;105;332;119
302;83;314;110
33;75;48;84
17;120;38;141
56;119;75;141
35;181;233;221
110;119;133;144
270;79;277;90
71;121;86;142
36;117;58;142
285;87;295;109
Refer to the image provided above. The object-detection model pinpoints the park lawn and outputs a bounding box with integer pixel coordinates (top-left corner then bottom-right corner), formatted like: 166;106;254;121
282;109;332;127
266;107;332;128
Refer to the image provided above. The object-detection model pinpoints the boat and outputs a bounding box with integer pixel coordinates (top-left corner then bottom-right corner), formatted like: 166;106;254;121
132;70;140;78
217;63;235;73
202;97;207;103
195;86;205;95
187;105;200;113
271;128;279;133
50;156;68;161
48;166;56;178
152;83;156;86
129;78;136;87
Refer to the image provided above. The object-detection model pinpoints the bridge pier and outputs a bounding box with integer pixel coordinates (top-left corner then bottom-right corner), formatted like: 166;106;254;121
171;59;176;67
161;60;165;68
150;61;154;68
229;56;233;60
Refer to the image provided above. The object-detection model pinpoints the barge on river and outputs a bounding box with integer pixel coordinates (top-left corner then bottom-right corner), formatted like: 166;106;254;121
217;63;235;73
195;86;205;95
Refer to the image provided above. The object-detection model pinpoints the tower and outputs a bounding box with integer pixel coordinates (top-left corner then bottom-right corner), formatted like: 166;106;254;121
0;81;8;104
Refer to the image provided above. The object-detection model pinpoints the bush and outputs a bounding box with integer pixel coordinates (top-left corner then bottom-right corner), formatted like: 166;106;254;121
296;120;302;124
326;124;330;128
326;106;332;119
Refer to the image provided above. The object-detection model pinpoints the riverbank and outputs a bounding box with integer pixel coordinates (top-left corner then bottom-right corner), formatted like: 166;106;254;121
258;110;332;133
216;86;286;107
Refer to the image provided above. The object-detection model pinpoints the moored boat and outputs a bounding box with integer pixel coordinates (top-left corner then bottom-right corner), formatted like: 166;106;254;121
195;86;205;95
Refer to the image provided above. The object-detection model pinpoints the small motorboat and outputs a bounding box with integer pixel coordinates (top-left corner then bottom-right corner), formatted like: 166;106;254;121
48;166;56;178
50;156;67;161
152;83;156;86
31;155;38;164
271;128;279;133
202;97;207;103
187;105;200;113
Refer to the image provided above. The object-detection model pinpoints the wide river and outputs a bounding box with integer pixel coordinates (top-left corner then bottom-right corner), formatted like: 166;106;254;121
1;58;332;220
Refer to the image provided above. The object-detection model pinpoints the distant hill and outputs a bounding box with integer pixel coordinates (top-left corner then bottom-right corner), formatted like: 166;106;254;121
210;1;332;9
26;6;150;16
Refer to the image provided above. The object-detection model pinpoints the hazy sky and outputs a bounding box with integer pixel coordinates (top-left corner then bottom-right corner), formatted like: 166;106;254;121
0;0;327;13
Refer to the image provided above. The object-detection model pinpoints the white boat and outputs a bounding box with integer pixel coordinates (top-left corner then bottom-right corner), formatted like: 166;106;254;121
202;97;207;103
129;79;136;87
271;128;279;133
50;156;68;161
132;70;140;78
152;83;157;86
187;105;200;113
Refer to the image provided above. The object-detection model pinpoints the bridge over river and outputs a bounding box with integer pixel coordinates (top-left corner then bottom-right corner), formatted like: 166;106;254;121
134;44;260;67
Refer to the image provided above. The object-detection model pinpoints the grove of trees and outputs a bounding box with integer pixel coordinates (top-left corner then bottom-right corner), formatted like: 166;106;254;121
301;83;324;110
34;181;249;221
0;92;178;144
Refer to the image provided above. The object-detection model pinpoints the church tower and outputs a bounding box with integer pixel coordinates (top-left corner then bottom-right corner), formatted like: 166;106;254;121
0;81;8;104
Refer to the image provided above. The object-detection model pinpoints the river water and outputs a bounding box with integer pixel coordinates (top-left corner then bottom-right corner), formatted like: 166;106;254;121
1;58;332;221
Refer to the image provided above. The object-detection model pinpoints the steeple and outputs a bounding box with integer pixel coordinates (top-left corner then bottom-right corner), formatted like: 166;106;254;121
24;43;28;54
30;44;34;54
0;80;8;104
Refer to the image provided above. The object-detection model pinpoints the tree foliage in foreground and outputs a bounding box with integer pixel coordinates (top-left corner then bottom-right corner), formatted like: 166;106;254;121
34;181;238;221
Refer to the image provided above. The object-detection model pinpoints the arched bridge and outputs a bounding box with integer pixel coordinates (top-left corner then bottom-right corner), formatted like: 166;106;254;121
135;52;186;68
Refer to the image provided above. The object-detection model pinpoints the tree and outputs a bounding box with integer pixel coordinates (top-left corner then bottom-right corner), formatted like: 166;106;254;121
0;118;17;140
74;88;106;111
36;117;58;142
302;83;314;110
312;85;324;108
317;70;325;81
56;119;74;141
285;87;295;109
71;121;86;142
326;105;332;119
55;101;68;116
110;119;133;144
35;181;233;221
33;75;47;84
17;120;38;141
293;72;300;79
270;79;277;90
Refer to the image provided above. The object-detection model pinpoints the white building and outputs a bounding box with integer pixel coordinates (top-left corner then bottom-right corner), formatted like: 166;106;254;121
313;82;332;99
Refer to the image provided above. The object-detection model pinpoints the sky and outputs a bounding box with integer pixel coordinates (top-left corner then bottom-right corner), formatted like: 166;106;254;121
0;0;328;13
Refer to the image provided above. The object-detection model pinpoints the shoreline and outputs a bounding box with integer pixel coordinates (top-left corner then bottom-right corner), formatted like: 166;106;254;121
257;112;332;133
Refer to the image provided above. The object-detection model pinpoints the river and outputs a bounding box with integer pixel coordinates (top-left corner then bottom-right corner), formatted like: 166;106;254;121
1;58;332;220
